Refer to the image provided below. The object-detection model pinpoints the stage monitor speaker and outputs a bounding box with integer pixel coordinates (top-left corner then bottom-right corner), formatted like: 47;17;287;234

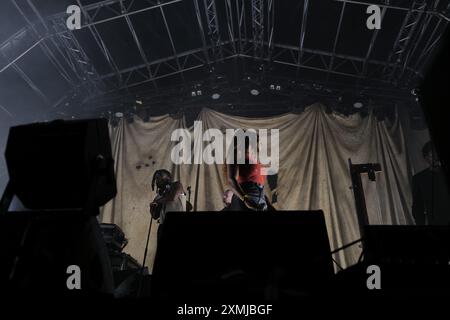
4;118;116;211
152;211;334;301
364;225;450;265
365;225;450;292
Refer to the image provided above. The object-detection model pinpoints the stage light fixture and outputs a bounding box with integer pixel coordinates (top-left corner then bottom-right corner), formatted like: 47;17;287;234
411;88;419;96
353;102;364;109
212;93;220;100
115;112;124;118
250;89;260;96
136;99;143;105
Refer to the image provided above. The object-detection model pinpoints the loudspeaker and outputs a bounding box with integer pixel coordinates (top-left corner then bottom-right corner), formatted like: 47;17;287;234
5;119;116;211
335;226;450;295
152;211;334;301
0;211;114;296
420;27;450;185
364;225;450;265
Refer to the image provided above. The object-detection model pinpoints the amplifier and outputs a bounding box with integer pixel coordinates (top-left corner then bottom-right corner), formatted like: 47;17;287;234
100;223;128;252
109;251;141;271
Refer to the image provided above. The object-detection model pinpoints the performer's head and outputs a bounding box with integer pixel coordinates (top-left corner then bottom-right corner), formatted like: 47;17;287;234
422;141;440;169
223;189;233;207
151;169;172;192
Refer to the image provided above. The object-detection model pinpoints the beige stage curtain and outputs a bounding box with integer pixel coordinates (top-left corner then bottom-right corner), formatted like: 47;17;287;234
100;104;428;272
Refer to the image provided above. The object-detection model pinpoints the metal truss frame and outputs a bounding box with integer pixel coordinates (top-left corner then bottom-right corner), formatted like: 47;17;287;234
251;0;265;59
48;16;103;99
203;0;223;63
0;0;448;113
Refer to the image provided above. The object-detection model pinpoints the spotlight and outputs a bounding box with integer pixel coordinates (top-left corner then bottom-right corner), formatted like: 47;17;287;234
115;112;124;118
276;85;281;91
250;89;260;96
353;102;364;109
212;93;221;100
411;88;419;96
270;84;275;90
136;99;143;105
191;91;197;97
197;90;202;96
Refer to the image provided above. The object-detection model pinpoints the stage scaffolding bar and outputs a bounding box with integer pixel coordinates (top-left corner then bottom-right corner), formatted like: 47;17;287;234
0;104;14;118
327;1;346;81
59;0;183;33
119;0;156;89
203;0;223;62
93;38;421;90
297;0;309;66
414;17;447;72
11;62;51;106
267;0;275;61
361;5;388;77
334;0;449;19
0;37;43;73
387;1;427;83
251;0;264;59
159;6;184;80
224;0;237;55
76;0;123;88
193;0;211;64
7;1;74;85
236;0;245;55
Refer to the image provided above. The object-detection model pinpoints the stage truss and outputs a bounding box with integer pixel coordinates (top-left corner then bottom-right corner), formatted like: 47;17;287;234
0;0;448;116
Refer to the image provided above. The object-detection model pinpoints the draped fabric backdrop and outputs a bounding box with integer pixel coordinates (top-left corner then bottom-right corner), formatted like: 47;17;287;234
100;104;429;272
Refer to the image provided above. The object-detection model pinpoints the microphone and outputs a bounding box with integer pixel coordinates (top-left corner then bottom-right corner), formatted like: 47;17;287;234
187;186;192;204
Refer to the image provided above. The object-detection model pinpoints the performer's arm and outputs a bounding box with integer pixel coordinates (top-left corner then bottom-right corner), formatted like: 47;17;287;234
150;195;162;219
227;164;257;209
227;163;246;201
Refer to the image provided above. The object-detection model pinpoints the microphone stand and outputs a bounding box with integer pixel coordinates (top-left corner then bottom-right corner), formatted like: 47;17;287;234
187;186;191;212
137;196;157;297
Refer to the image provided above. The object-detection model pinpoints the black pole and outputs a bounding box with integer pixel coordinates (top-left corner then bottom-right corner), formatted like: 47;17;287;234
137;215;153;297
